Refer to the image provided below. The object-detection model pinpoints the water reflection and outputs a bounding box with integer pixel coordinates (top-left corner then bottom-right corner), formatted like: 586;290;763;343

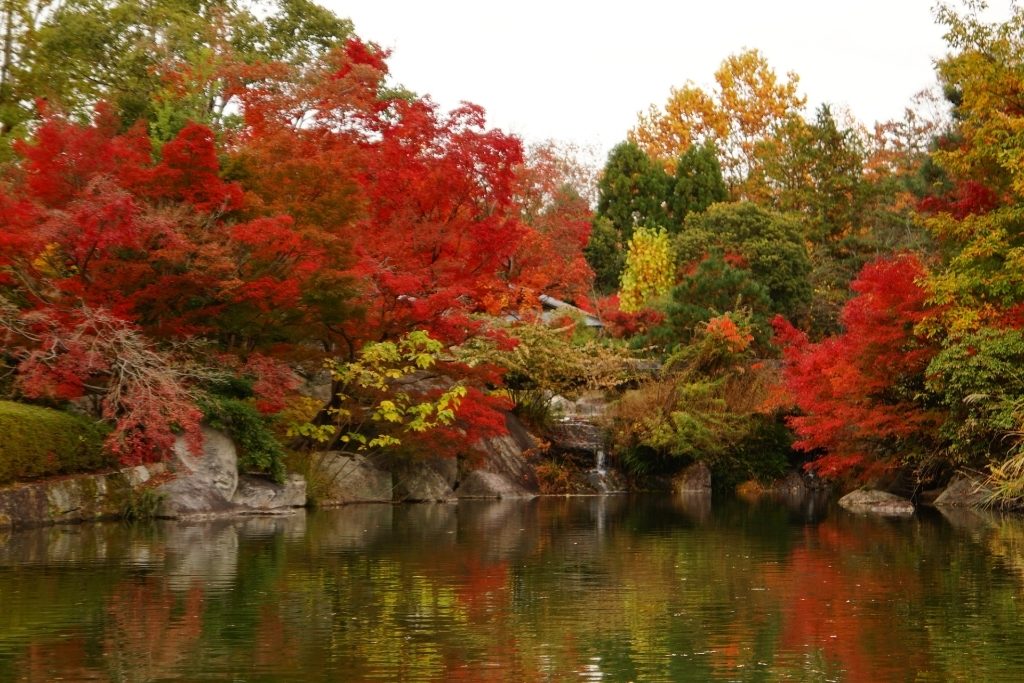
1;497;1024;681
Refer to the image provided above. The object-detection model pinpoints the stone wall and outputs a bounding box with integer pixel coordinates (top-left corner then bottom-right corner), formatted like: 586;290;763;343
0;471;133;529
0;426;307;529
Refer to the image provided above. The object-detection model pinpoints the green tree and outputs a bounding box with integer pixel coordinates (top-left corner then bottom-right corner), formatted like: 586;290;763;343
0;1;40;138
926;328;1024;467
666;141;728;229
758;105;869;241
27;0;352;138
646;253;774;350
584;216;626;294
595;140;670;239
589;141;671;291
675;202;812;322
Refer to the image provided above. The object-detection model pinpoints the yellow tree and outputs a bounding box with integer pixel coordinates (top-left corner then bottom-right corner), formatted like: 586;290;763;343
619;226;674;312
630;49;805;196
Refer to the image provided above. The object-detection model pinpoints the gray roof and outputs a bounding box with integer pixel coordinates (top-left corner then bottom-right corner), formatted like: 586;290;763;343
538;294;603;328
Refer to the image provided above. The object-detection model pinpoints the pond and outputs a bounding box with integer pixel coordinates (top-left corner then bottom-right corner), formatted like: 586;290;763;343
1;494;1024;682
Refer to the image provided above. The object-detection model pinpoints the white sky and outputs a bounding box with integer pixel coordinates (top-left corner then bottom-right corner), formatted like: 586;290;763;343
326;1;1010;162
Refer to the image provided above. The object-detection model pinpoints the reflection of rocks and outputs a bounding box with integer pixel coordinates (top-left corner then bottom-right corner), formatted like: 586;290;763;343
395;502;457;534
457;500;540;558
163;521;240;591
672;491;713;523
934;475;992;509
313;453;393;505
736;472;830;519
235;512;308;540
839;489;915;517
390;504;458;549
0;522;162;568
936;504;997;531
0;525;96;565
305;504;394;552
672;462;711;493
0;512;313;577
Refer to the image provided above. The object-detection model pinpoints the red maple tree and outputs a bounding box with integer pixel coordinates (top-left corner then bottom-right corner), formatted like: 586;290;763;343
773;254;942;476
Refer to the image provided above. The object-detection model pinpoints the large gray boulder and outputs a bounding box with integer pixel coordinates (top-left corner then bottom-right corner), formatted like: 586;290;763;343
457;470;534;499
390;457;458;502
934;475;991;508
672;462;712;493
232;473;307;511
157;427;239;518
312;452;393;506
771;471;809;497
456;414;539;499
839;489;915;517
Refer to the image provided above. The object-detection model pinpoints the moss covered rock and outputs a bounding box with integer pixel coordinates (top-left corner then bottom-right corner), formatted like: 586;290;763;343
0;401;113;485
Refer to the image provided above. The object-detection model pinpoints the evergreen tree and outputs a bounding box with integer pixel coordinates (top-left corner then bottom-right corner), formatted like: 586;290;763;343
594;141;670;239
666;141;727;229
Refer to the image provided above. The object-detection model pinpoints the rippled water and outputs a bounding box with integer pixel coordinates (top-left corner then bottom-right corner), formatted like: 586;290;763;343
2;494;1024;681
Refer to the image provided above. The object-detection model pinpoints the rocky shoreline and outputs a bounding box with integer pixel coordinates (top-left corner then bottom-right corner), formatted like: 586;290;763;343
0;408;619;530
0;404;1001;531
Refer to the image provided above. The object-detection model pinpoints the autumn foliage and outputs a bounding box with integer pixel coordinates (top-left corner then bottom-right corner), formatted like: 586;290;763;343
13;0;1024;497
774;255;940;476
0;32;595;466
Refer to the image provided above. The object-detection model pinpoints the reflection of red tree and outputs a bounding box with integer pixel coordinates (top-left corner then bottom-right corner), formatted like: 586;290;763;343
15;577;206;681
454;557;510;621
763;521;930;681
20;637;104;682
101;578;206;678
253;601;300;670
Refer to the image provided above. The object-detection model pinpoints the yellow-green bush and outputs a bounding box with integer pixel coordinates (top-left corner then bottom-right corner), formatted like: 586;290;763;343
0;401;113;485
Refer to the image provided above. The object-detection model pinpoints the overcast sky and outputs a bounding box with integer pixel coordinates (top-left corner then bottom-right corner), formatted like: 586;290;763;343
327;1;1009;162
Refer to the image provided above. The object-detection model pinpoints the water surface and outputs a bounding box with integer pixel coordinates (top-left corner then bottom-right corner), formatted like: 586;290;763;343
1;494;1023;681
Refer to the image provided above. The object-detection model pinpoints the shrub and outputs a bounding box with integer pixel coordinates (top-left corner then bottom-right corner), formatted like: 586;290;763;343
534;460;575;494
119;487;165;521
675;202;812;322
709;415;794;492
0;400;113;484
611;311;776;478
462;320;639;421
200;396;287;483
926;328;1024;466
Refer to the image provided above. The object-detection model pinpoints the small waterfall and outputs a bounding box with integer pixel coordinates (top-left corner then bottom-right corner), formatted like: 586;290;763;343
547;392;623;493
